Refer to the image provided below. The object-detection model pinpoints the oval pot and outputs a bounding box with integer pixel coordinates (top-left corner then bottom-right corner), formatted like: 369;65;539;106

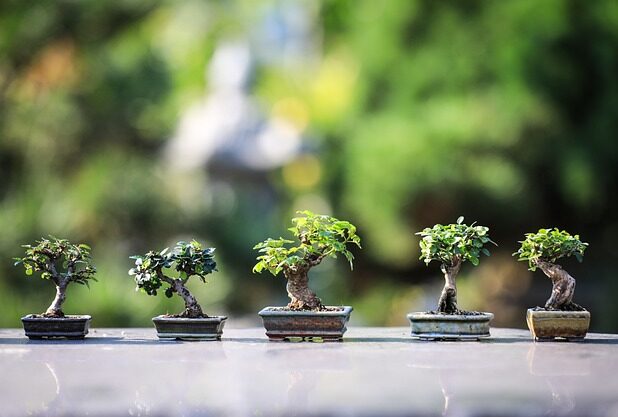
152;315;227;341
21;314;91;339
258;306;353;341
407;312;494;341
526;308;590;342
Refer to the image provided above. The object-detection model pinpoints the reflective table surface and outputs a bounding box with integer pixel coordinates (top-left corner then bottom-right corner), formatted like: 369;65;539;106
1;327;618;417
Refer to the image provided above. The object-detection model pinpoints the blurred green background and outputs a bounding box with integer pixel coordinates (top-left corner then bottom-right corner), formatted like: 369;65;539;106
1;0;618;330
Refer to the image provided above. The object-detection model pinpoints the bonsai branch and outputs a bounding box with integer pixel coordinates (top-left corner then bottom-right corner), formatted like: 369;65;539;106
437;257;462;314
535;260;583;311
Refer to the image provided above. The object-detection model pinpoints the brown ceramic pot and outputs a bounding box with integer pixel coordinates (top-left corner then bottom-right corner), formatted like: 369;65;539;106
21;314;91;339
526;308;590;342
258;306;352;341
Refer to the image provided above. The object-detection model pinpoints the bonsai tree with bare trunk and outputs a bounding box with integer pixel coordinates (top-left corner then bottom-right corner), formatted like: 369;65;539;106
514;228;587;311
253;211;361;311
14;237;97;317
416;217;496;314
129;241;217;318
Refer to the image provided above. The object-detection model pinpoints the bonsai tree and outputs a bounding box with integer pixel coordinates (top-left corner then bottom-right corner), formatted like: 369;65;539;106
129;240;217;318
416;217;496;314
253;210;361;311
513;228;588;311
14;237;97;317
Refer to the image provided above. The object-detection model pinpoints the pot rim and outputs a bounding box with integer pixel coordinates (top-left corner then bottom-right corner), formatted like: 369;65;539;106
259;306;353;317
407;312;494;322
526;308;590;318
21;314;92;322
152;315;228;322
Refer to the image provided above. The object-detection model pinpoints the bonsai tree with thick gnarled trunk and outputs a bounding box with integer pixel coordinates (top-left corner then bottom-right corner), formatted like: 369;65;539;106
416;217;496;314
14;237;97;317
514;228;588;311
253;211;361;311
129;241;217;318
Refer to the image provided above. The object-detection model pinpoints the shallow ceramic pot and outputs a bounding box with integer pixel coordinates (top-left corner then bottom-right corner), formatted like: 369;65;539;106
526;308;590;342
22;314;91;339
152;315;227;341
258;306;353;341
407;312;494;340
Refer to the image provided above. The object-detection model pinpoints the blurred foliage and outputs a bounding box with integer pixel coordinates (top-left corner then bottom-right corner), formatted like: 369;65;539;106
1;0;618;330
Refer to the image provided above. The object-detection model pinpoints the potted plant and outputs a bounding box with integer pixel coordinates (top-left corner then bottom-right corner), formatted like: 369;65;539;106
407;217;496;340
513;228;590;341
129;240;227;340
253;210;361;341
14;237;97;339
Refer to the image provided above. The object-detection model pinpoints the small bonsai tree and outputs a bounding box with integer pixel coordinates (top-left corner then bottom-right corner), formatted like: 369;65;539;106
253;210;361;311
129;240;217;318
513;228;588;311
416;217;496;314
14;237;97;317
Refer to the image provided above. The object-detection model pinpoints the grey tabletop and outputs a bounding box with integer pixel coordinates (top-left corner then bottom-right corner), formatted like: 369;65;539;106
1;327;618;417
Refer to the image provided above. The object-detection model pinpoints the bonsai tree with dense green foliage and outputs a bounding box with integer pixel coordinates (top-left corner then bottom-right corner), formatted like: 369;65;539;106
129;241;217;318
416;217;496;314
14;237;97;317
514;228;588;311
253;211;361;311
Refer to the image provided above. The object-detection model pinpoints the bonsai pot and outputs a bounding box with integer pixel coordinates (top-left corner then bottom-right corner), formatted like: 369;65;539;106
526;308;590;342
152;315;227;341
407;312;494;340
259;306;353;341
22;315;91;339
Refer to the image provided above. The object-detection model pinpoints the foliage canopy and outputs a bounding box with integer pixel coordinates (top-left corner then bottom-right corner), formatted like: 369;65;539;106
14;237;97;286
253;211;361;277
129;241;217;297
514;228;588;271
416;217;496;268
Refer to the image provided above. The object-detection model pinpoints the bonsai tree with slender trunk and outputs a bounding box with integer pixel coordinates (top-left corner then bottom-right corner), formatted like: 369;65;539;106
253;211;361;311
14;237;97;317
129;241;217;318
416;217;496;314
514;228;588;311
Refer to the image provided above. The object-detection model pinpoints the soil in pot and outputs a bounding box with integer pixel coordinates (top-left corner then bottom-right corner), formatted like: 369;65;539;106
407;311;494;341
21;314;91;340
259;306;352;342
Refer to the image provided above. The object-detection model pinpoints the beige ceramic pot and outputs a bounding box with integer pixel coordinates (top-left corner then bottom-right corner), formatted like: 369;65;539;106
526;308;590;342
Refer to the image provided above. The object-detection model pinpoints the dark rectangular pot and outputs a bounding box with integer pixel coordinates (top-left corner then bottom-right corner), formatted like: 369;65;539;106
258;306;353;341
407;312;494;341
152;315;227;341
526;308;590;342
21;314;91;339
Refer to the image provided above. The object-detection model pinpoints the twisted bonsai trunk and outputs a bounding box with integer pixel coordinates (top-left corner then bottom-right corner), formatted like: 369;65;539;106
437;257;461;314
44;280;68;317
158;272;205;318
284;266;323;311
44;261;68;318
535;260;583;311
171;280;205;318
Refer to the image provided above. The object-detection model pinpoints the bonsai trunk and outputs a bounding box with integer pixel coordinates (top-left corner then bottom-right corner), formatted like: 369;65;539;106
285;267;323;311
535;260;582;311
44;281;68;317
172;280;205;318
437;258;461;314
